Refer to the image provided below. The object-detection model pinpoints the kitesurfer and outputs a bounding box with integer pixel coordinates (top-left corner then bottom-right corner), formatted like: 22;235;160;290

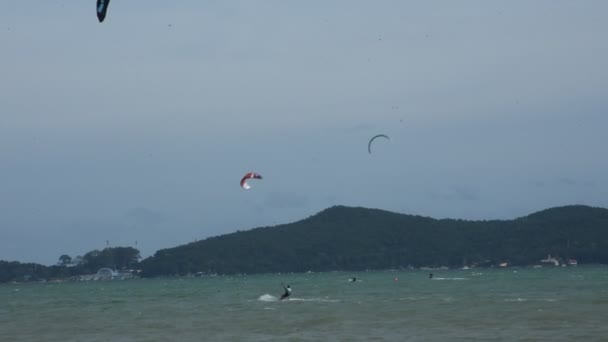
280;283;291;300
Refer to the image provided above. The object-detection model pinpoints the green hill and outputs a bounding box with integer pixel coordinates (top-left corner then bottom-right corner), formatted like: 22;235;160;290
139;205;608;276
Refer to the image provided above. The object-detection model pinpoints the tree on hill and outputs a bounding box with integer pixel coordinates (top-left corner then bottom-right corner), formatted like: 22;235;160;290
58;254;72;266
82;247;141;272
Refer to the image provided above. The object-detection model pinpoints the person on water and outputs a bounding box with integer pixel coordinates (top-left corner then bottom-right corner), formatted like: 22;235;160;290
349;277;358;282
280;283;292;300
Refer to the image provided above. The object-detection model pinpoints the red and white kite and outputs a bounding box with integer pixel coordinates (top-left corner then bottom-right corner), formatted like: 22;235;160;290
240;172;263;190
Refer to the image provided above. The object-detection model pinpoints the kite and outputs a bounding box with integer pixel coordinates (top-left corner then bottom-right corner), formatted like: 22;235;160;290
97;0;110;23
368;134;390;154
240;172;263;190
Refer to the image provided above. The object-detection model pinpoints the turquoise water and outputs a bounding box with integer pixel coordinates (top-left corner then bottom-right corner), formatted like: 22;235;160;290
2;267;608;341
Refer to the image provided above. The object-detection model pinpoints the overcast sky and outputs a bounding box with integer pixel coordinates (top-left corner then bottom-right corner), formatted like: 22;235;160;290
1;1;607;264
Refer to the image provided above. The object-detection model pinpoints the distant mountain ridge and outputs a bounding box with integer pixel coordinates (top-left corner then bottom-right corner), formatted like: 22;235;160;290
139;205;608;276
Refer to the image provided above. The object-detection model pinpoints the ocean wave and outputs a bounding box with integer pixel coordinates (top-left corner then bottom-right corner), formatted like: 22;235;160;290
398;296;429;301
504;298;558;302
505;298;527;302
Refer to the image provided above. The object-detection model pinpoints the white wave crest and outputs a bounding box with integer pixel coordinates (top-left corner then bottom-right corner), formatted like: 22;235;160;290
505;298;527;302
505;298;557;302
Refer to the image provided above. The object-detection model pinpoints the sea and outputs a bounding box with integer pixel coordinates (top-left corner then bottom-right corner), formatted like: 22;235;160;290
2;266;608;341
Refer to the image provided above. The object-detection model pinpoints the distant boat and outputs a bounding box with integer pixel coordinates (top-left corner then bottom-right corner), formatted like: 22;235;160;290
567;259;578;266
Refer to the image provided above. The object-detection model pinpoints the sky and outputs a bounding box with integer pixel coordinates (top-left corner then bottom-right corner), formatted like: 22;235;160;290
1;1;607;264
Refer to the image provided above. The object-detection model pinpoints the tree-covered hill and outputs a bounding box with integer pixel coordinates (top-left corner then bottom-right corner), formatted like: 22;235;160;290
139;205;608;276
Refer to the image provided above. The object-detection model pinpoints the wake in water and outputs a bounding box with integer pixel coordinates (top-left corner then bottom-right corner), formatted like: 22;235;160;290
258;294;279;302
432;277;469;281
286;297;341;303
257;294;339;303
